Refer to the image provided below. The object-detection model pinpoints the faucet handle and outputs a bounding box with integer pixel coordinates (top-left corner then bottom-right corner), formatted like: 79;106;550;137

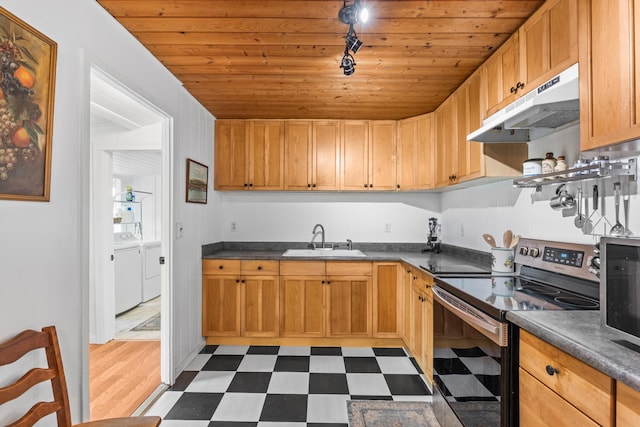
346;239;353;250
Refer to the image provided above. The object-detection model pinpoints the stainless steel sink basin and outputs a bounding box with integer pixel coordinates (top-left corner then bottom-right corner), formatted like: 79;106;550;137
282;248;366;258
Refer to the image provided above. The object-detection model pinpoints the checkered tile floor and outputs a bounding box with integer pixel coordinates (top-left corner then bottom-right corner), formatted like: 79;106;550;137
145;345;432;426
433;346;501;403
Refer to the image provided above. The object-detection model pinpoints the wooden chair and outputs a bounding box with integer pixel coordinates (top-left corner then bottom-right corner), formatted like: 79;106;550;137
0;326;161;427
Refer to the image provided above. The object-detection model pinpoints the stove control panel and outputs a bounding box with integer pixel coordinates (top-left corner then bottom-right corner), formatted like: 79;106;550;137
515;238;597;282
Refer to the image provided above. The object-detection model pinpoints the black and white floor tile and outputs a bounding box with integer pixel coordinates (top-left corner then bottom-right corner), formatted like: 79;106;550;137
145;345;431;426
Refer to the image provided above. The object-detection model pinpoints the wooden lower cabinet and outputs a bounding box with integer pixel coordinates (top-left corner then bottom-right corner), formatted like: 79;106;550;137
408;271;433;381
372;262;403;338
326;275;372;337
280;275;326;338
203;259;279;337
617;382;640;426
519;330;614;427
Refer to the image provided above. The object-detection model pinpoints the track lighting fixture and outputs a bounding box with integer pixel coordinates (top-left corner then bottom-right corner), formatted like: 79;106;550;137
340;48;356;76
345;25;363;54
339;0;369;25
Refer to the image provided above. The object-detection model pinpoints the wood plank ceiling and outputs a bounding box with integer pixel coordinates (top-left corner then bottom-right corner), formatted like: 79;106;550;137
96;0;544;120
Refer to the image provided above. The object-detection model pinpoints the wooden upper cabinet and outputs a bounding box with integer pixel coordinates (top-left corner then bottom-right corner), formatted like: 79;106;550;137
284;121;312;190
341;120;370;190
520;0;578;91
214;120;249;190
580;0;640;150
369;121;397;191
250;121;284;190
312;121;341;190
434;96;457;187
397;114;434;190
465;71;484;179
483;32;521;117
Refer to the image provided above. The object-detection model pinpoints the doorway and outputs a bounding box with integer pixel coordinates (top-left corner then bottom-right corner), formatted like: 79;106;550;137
88;66;172;419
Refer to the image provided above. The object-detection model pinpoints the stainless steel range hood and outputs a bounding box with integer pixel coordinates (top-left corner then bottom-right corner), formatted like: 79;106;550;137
467;63;579;143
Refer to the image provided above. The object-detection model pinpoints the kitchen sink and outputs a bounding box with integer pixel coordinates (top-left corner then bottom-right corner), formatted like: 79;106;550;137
282;248;366;258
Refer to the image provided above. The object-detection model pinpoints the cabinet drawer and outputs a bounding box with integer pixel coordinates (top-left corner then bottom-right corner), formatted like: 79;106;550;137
241;260;279;275
203;259;241;275
519;330;613;426
326;261;372;276
280;260;325;276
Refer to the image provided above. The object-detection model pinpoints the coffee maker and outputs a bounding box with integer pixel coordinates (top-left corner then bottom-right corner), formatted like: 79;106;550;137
423;217;441;253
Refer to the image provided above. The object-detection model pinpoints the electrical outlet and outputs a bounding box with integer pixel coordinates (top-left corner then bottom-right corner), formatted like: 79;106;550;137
230;222;238;232
460;224;464;237
175;222;184;239
384;223;392;233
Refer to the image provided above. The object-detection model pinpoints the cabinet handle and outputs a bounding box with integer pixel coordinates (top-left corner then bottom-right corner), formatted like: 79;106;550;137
517;81;525;90
510;86;517;94
364;184;368;188
249;183;253;187
257;266;262;270
312;183;317;188
545;365;559;376
235;279;240;283
308;184;312;188
396;184;400;189
322;280;325;284
244;183;248;187
370;184;373;189
219;265;224;270
241;279;245;284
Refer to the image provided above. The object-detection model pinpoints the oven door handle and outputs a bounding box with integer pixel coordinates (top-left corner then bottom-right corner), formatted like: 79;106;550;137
432;286;507;347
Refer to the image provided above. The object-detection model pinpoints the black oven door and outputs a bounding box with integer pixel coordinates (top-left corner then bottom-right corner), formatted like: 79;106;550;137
432;286;512;427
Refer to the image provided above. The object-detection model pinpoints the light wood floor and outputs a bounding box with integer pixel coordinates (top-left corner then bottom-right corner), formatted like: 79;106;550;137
89;340;161;420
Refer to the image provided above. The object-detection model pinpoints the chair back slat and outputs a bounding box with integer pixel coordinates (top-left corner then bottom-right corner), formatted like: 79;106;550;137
0;367;56;404
0;326;73;427
6;400;63;427
0;330;50;366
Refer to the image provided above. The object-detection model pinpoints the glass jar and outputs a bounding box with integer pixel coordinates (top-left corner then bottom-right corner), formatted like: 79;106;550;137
541;152;556;179
554;156;568;178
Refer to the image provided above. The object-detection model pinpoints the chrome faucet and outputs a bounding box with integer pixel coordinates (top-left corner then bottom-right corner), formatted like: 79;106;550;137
310;224;325;249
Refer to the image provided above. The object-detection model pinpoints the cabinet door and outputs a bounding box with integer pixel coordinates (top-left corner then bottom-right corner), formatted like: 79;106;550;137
617;381;640;427
202;275;241;336
484;32;520;116
280;276;325;337
242;276;279;337
284;121;312;190
397;118;417;190
415;114;435;189
454;86;469;182
580;0;640;150
214;120;248;190
520;0;578;91
410;283;426;367
341;120;370;190
326;276;372;337
402;265;414;345
313;121;341;190
373;262;402;338
250;121;284;190
434;97;456;187
369;121;397;190
465;71;484;179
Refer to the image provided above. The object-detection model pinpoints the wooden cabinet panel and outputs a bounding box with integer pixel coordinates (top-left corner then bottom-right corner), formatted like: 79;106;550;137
373;262;402;338
326;261;372;276
280;276;325;337
313;121;341;190
519;330;613;427
203;259;241;275
465;71;484;178
617;381;640;426
202;275;241;336
402;264;413;344
241;260;279;276
284;121;312;190
519;368;600;427
435;97;456;187
520;0;578;91
326;277;372;337
484;32;520;117
580;0;640;150
214;120;248;190
397;114;434;190
410;282;426;368
243;276;279;337
341;121;369;190
369;121;397;190
250;121;284;190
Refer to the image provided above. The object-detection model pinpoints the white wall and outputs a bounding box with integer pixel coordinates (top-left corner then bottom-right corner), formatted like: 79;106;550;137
217;192;441;244
0;1;216;424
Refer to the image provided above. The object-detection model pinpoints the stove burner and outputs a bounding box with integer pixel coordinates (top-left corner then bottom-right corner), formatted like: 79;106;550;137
553;296;599;309
520;284;561;296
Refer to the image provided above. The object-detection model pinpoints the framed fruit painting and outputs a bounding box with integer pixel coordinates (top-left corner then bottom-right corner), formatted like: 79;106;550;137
0;7;56;201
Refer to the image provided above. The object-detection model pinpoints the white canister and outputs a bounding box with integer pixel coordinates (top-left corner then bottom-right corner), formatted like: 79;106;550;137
491;248;515;274
522;158;543;176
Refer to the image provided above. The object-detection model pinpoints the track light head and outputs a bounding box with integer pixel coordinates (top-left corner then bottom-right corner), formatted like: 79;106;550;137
339;0;368;25
340;49;356;76
345;26;363;54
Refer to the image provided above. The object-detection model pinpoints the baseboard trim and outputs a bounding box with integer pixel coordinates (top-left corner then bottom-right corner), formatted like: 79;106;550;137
204;336;406;347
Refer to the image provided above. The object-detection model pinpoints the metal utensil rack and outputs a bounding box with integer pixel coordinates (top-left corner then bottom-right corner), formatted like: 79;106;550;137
513;158;637;189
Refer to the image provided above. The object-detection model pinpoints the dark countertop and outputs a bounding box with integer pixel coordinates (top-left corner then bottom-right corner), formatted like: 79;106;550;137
507;311;640;392
201;242;492;275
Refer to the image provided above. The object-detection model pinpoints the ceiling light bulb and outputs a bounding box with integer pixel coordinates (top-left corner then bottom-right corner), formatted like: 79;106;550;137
359;7;369;23
339;0;368;25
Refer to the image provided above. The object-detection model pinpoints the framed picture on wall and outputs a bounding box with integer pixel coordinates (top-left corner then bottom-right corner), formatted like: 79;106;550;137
186;158;208;204
0;7;57;201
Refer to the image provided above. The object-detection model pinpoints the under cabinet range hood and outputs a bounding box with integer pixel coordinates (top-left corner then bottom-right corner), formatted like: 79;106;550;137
468;63;579;143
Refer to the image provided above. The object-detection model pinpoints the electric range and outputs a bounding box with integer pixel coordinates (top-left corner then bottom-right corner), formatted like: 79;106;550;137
430;238;600;427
